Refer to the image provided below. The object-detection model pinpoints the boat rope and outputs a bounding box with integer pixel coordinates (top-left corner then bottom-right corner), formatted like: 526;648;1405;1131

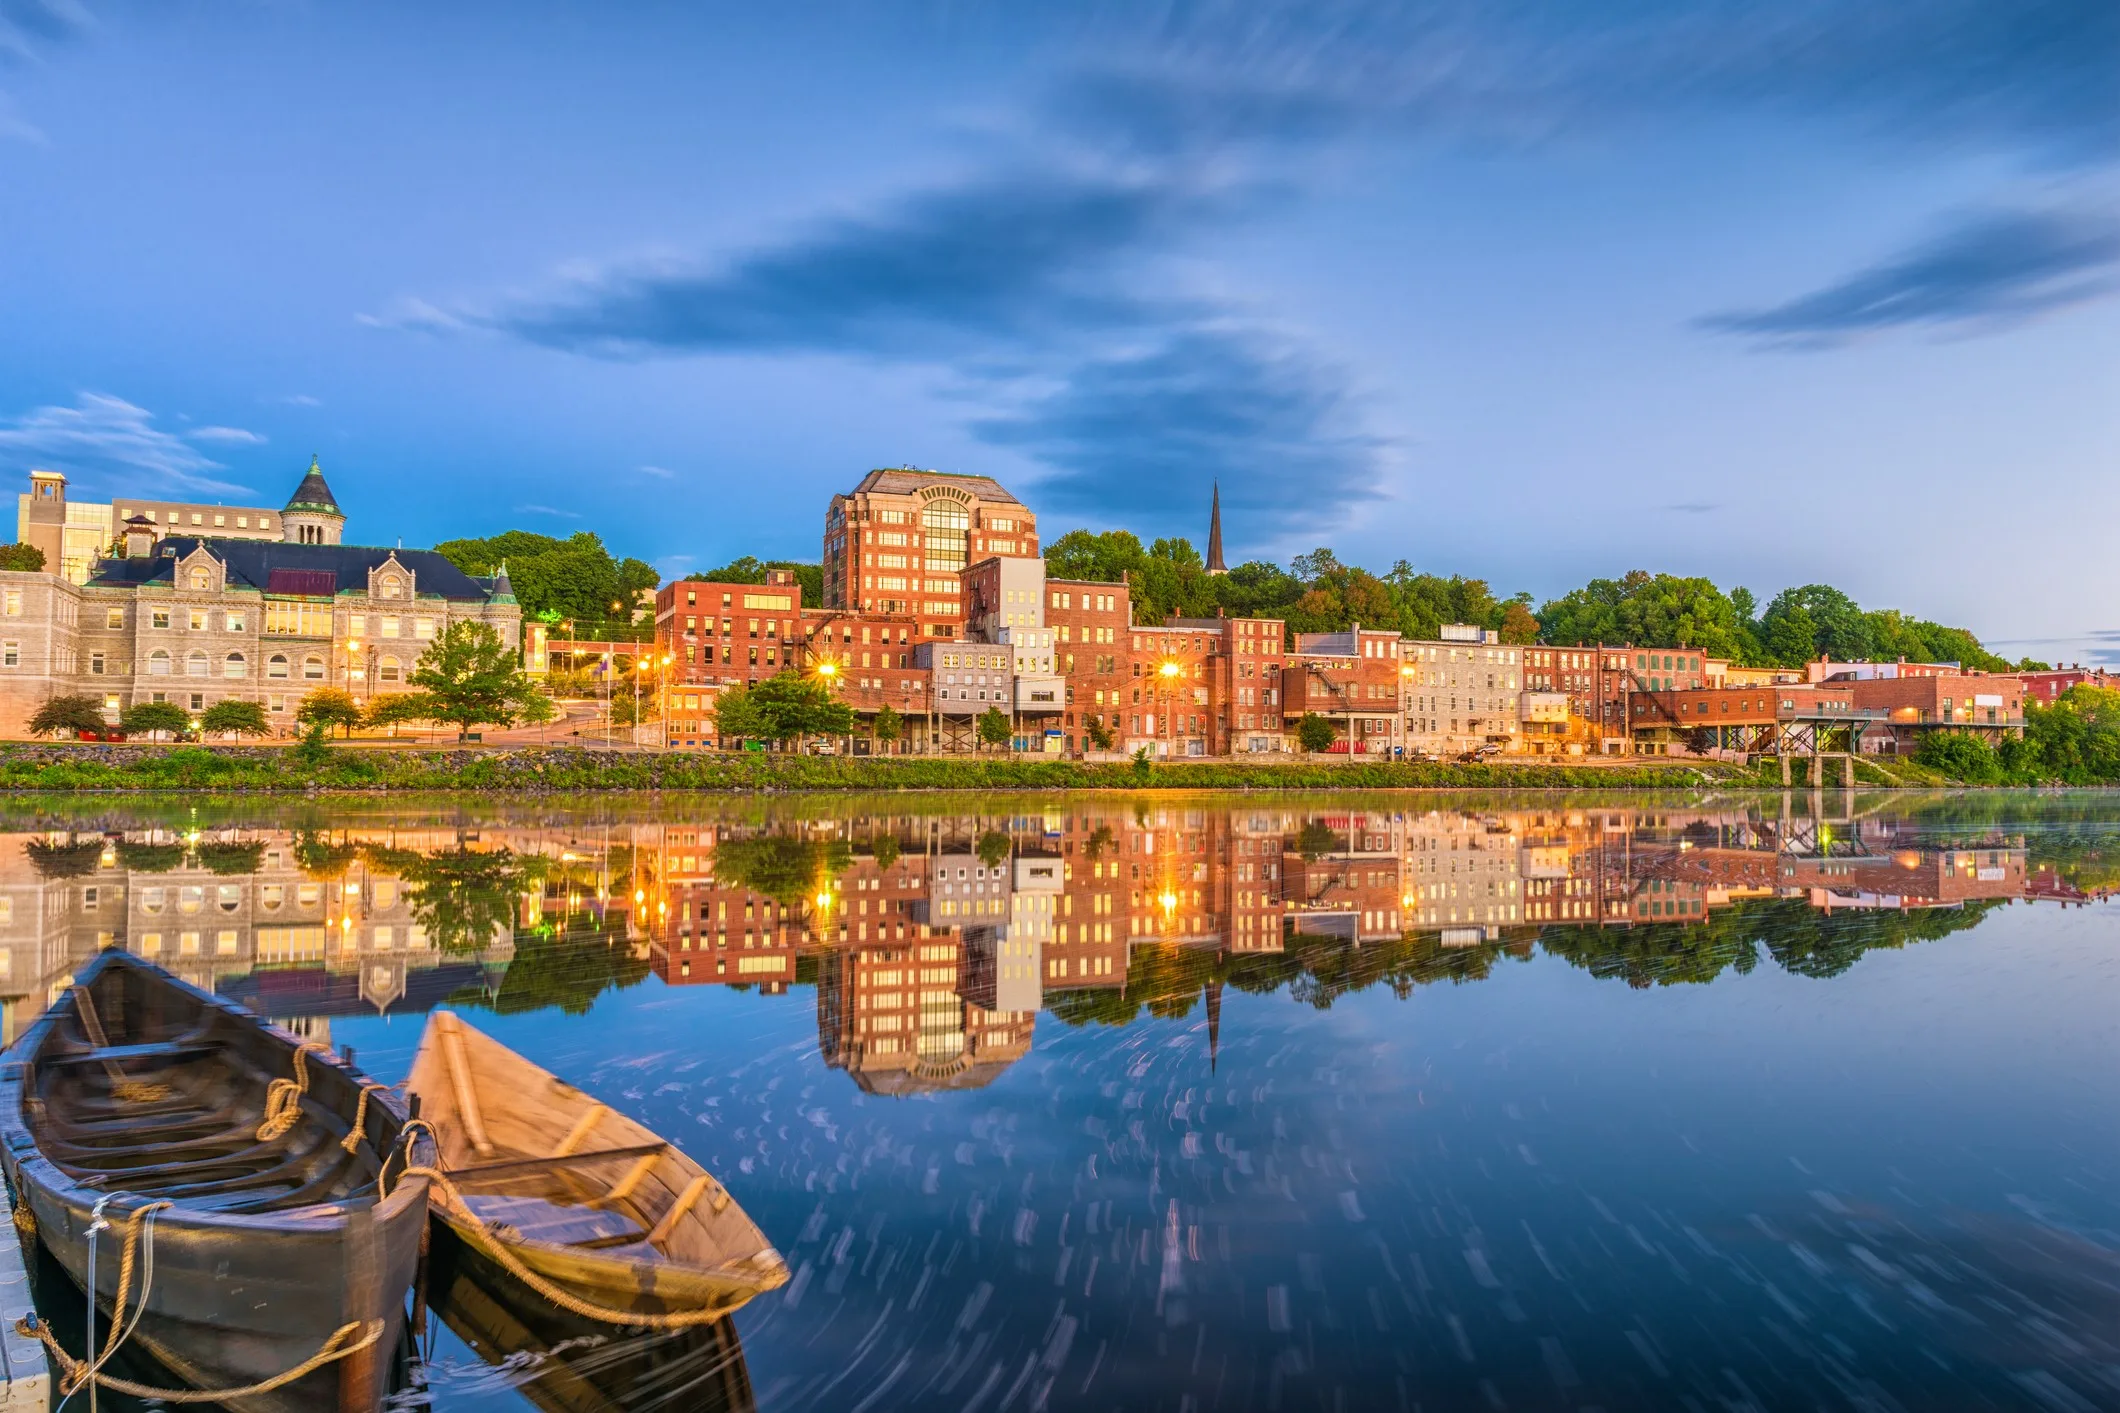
111;1080;173;1105
403;1163;741;1329
255;1040;334;1142
17;1312;382;1404
341;1080;404;1156
10;1197;32;1237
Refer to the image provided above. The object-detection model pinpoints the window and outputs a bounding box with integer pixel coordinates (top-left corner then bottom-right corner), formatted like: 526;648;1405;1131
379;616;399;639
152;609;171;629
1;589;17;616
378;576;402;598
189;692;204;711
348;614;366;638
302;655;324;680
268;695;285;713
414;617;435;639
223;652;246;678
378;655;401;683
236;516;247;529
0;641;18;668
225;612;245;632
266;653;289;679
189;569;210;592
106;608;123;629
148;649;171;675
186;651;208;676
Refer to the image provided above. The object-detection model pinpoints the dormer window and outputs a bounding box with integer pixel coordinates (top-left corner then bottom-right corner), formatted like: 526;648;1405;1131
379;576;401;599
189;568;211;591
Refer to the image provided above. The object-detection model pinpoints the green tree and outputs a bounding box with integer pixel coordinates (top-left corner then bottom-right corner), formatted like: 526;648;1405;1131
362;691;440;733
1535;571;1749;659
607;682;660;727
870;831;901;873
0;543;46;572
691;557;823;608
28;695;109;738
1084;714;1116;751
977;707;1012;751
739;672;856;749
1295;712;1336;753
410;621;540;739
120;700;192;741
26;837;105;878
432;530;660;626
872;703;902;748
714;833;853;909
295;686;363;738
199;699;271;738
976;830;1013;869
710;683;768;745
513;690;559;735
1914;731;2004;784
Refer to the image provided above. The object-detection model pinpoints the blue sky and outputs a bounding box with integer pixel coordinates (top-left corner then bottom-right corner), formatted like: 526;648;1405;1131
2;1;2115;659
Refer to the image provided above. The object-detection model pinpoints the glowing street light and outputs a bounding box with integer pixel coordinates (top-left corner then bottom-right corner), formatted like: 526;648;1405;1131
1157;661;1181;678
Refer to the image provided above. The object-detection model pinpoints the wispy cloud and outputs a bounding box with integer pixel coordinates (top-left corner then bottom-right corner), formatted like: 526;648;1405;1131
515;503;582;520
187;425;265;445
276;394;321;408
378;0;2120;526
0;392;253;496
1701;207;2120;345
1664;501;1723;514
636;465;676;480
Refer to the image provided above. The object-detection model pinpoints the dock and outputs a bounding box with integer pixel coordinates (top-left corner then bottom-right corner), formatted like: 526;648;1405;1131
0;1187;51;1410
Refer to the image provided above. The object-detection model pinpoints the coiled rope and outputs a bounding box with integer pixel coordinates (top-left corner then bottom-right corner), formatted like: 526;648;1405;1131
110;1080;173;1105
12;1194;382;1403
402;1163;752;1329
255;1040;334;1142
341;1080;403;1156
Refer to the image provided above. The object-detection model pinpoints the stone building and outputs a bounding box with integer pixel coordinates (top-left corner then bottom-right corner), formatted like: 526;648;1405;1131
18;467;289;585
0;460;519;737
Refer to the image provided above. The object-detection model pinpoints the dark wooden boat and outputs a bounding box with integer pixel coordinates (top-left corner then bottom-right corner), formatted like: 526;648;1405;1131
0;949;434;1413
408;1010;786;1323
426;1222;757;1413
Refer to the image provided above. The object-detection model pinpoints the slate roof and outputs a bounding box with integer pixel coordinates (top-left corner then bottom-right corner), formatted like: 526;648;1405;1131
849;468;1023;505
86;539;500;602
284;457;344;516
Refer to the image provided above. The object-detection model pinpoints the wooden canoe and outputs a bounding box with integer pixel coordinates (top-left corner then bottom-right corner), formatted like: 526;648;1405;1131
408;1010;787;1324
0;949;433;1413
425;1221;757;1413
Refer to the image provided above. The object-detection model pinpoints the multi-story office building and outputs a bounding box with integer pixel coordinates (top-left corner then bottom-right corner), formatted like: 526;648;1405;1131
821;468;1038;635
1047;579;1130;754
0;462;518;736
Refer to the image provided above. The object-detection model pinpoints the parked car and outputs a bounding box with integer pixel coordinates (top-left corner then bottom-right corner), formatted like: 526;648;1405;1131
75;729;126;743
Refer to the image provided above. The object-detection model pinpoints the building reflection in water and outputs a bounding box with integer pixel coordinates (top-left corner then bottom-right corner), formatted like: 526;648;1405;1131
0;800;2071;1085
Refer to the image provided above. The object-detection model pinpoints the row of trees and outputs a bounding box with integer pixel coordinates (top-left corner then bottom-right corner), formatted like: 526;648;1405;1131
1036;530;2030;671
1914;685;2120;784
433;530;659;629
28;621;549;743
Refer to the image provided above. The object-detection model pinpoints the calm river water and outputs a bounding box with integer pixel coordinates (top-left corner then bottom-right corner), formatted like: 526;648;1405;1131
4;791;2115;1412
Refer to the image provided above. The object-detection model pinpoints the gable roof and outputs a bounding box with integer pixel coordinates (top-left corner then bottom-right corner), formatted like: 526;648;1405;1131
86;539;499;602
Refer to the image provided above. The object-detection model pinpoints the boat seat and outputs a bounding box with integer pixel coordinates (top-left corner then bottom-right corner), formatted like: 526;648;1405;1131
461;1193;647;1249
45;1039;219;1068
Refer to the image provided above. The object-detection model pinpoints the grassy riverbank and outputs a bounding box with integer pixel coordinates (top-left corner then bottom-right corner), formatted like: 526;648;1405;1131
0;742;1759;792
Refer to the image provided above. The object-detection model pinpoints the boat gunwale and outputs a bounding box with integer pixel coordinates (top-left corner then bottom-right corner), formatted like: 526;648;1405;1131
0;948;433;1234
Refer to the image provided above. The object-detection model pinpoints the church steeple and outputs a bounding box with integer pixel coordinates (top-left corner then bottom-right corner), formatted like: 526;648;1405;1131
1205;483;1227;575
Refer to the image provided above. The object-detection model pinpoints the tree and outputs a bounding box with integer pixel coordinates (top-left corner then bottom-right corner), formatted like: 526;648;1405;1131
29;695;109;738
0;543;46;572
120;700;192;741
691;557;823;608
1295;712;1337;754
295;686;363;738
977;707;1012;752
1084;715;1116;751
410;621;540;739
1535;572;1750;661
710;684;768;746
513;690;559;736
432;530;660;626
1499;599;1540;645
872;703;902;749
608;683;660;727
199;699;271;738
976;830;1013;869
1914;731;2003;784
737;672;855;749
362;691;440;734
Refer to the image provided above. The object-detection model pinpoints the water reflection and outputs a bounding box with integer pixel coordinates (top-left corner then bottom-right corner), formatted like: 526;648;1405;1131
0;797;2087;1068
1;793;2114;1411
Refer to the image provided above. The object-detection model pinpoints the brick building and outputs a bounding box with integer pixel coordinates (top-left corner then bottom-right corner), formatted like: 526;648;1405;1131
2014;667;2117;705
1399;626;1521;757
821;468;1038;634
1046;578;1130;754
1283;626;1407;754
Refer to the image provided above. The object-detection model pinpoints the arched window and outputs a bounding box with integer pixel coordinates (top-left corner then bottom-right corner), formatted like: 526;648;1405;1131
301;655;324;680
378;576;401;599
378;656;401;683
189;568;211;591
921;499;970;572
266;654;289;679
223;652;246;678
186;651;208;677
148;649;171;676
